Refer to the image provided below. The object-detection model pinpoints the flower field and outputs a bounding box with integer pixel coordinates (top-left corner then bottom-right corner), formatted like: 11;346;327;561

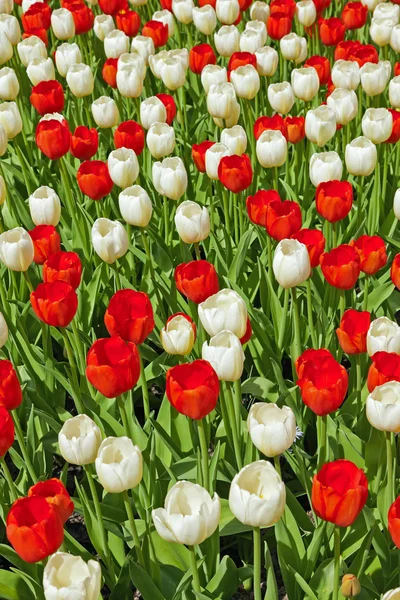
2;0;400;598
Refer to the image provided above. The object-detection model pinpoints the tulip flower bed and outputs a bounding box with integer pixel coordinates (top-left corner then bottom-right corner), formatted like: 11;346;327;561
4;0;400;599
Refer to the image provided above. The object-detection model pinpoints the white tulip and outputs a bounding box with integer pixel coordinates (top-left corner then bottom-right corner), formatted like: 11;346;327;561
91;218;129;264
152;481;220;545
0;67;19;100
17;35;46;67
95;436;143;494
93;14;115;41
267;82;295;115
273;239;311;288
213;99;240;129
309;151;343;187
231;65;260;100
367;317;400;356
51;8;75;40
374;2;399;23
172;0;194;23
118;51;146;78
153;9;175;37
104;29;129;59
394;188;400;219
193;5;217;35
291;66;319;101
345;136;377;176
382;589;400;600
67;63;94;97
216;0;240;24
296;0;317;26
362;108;392;143
116;65;143;99
29;186;61;227
160;57;187;90
281;33;304;62
108;148;139;189
0;33;12;65
0;14;20;45
390;75;400;107
55;42;82;78
250;0;270;22
331;60;360;91
92;96;119;128
0;123;8;156
207;82;237;120
391;23;400;50
0;312;8;348
131;36;155;65
256;130;287;168
240;29;264;53
43;553;101;600
202;330;245;381
0;227;34;272
201;64;228;93
305;105;336;147
140;96;167;129
149;50;168;79
360;61;390;96
366;381;400;432
119;185;152;227
214;25;240;57
168;48;189;69
58;415;102;466
248;403;296;457
198;288;248;338
0;0;14;14
175;200;210;244
146;122;175;159
152;157;188;201
205;143;232;180
221;125;247;155
326;88;358;125
160;314;196;355
370;16;393;46
256;46;279;77
26;57;55;86
0;102;21;140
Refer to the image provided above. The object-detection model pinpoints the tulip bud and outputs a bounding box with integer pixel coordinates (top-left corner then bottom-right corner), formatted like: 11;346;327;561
43;553;102;600
205;142;232;179
108;148;139;188
104;29;129;59
92;96;119;128
95;436;143;493
268;82;295;115
27;57;55;86
256;130;288;168
0;101;21;139
362;107;392;143
305;105;336;147
140;96;167;129
207;82;237;120
131;35;155;64
202;330;244;381
67;63;94;97
370;16;393;46
193;5;217;35
17;36;46;68
296;0;317;26
360;61;390;96
340;574;361;598
292;66;319;101
172;0;193;23
309;151;343;187
146;122;175;159
331;60;360;90
256;46;279;77
152;481;220;545
58;414;102;466
175;200;210;244
55;42;82;78
229;460;286;527
0;67;19;100
0;227;34;272
214;24;240;57
345;136;377;176
51;8;75;40
94;14;115;41
248;403;296;456
152;156;188;201
231;65;260;100
160;57;187;91
281;33;304;62
29;186;61;227
366;381;400;432
250;1;270;22
119;185;152;227
273;238;311;288
199;288;248;338
160;313;196;355
216;0;239;24
91;218;129;264
201;64;228;93
221;125;247;155
327;88;358;125
0;14;20;45
116;65;143;98
367;316;400;356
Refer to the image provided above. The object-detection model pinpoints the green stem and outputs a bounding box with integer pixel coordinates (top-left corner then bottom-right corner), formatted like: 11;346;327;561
60;328;85;414
188;545;201;594
253;527;262;600
59;157;88;254
197;418;210;493
226;382;243;470
194;242;201;261
117;395;132;440
317;415;327;471
339;290;346;319
71;319;86;375
12;410;37;483
274;455;281;477
0;456;18;502
357;176;364;232
141;229;165;321
139;350;150;422
291;287;301;360
356;354;362;412
306;279;318;348
278;288;290;351
363;277;369;311
333;527;341;600
122;490;145;567
163;196;169;243
220;384;242;470
386;431;394;515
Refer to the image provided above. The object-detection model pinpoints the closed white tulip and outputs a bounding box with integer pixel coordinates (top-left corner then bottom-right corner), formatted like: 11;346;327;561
119;185;152;227
214;25;240;57
309;151;343;187
390;75;400;107
51;8;75;40
374;2;399;23
94;14;115;41
116;65;143;98
248;403;296;457
29;186;61;227
149;50;168;79
91;218;129;264
193;5;217;35
0;14;20;45
326;88;358;125
273;239;311;288
207;82;237;120
153;9;175;37
147;122;175;159
0;102;21;140
366;381;400;432
202;330;245;381
67;63;94;97
108;148;139;188
172;0;193;23
213;99;240;129
240;29;264;53
370;16;393;46
0;32;12;65
360;61;390;96
92;96;119;128
104;29;129;58
256;130;287;168
131;36;155;64
256;47;279;77
0;0;14;15
0;227;34;272
160;314;196;355
331;60;360;90
221;125;247;155
168;48;189;69
0;67;19;100
201;64;228;93
152;157;188;201
229;460;286;527
362;108;392;143
55;42;82;78
291;66;319;101
367;317;400;356
43;553;101;600
382;589;400;600
160;57;187;91
216;0;240;24
175;200;210;244
345;136;377;176
246;20;268;47
231;65;260;100
140;96;167;129
118;53;145;79
152;481;220;545
58;415;102;466
17;35;46;67
267;82;295;115
26;57;55;86
0;311;7;348
250;0;270;22
305;105;336;147
296;0;317;26
198;288;248;338
95;436;143;494
281;33;305;62
205;143;232;180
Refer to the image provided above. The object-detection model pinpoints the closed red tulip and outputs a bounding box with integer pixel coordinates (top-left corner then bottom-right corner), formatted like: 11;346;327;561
218;154;253;194
313;0;331;13
0;407;14;456
395;62;400;77
228;52;257;72
6;496;64;563
367;352;400;392
156;93;176;125
0;360;22;410
98;0;127;15
102;58;118;88
291;228;325;268
114;120;145;154
68;2;94;34
319;17;346;46
160;0;172;8
284;116;305;144
350;235;387;275
166;359;220;420
254;115;287;141
22;2;52;30
296;348;336;378
246;189;280;227
342;2;368;29
116;9;141;36
297;352;348;415
189;44;216;74
86;336;141;398
30;80;64;116
266;199;302;241
30;282;78;328
36;117;70;160
192;141;215;172
77;160;113;200
105;289;154;345
70;126;98;161
387;109;400;144
43;251;82;289
316;180;353;223
348;43;378;66
312;460;368;527
305;56;331;85
389;497;400;548
175;260;219;304
270;0;296;17
142;20;168;47
28;479;74;524
29;225;61;265
23;28;48;45
391;253;400;289
334;40;359;61
336;309;370;354
320;245;360;290
267;13;292;40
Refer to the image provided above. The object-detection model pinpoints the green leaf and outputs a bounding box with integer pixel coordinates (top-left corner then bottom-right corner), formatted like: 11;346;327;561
206;556;239;599
0;570;35;600
129;560;166;600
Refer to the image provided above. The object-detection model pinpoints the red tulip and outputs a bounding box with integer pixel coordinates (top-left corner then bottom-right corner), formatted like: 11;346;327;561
43;251;82;289
295;348;334;378
28;479;74;524
175;260;219;304
240;317;253;344
334;40;360;61
391;253;400;289
387;109;400;144
70;126;98;161
30;80;64;116
319;17;346;46
102;57;118;88
348;43;378;67
30;282;78;328
389;496;400;548
189;44;216;74
116;9;141;36
86;336;141;398
350;235;387;275
254;115;287;141
142;20;168;47
218;154;253;194
395;62;400;77
36;117;70;160
297;352;348;415
22;2;52;30
114;120;145;154
304;56;331;85
312;460;368;527
0;360;22;410
313;0;331;13
228;52;257;72
22;29;48;44
266;199;302;241
6;496;64;563
166;359;220;420
284;116;305;144
192;141;215;172
342;2;368;29
68;2;94;34
98;0;128;15
336;309;370;354
160;0;172;9
246;189;280;227
77;160;113;200
156;93;176;125
291;228;325;268
315;180;353;223
105;289;154;345
29;225;61;265
0;407;14;456
270;0;296;17
267;13;292;40
367;352;400;392
320;245;360;289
